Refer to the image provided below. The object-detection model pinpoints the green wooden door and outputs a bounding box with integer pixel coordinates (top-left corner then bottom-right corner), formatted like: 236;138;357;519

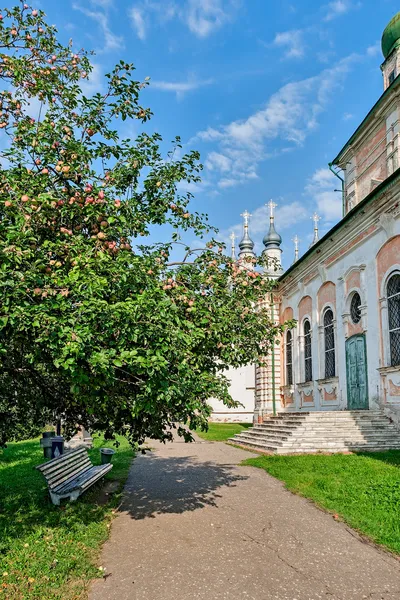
346;335;369;410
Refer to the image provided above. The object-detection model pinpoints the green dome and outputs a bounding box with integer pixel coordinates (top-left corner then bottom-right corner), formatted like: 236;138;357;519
382;12;400;59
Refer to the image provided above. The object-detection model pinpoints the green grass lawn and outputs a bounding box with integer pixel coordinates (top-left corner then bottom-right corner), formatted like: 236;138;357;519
243;451;400;555
196;422;253;441
0;435;134;599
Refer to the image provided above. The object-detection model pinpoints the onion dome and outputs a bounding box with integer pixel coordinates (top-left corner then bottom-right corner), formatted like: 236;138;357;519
238;210;256;258
382;12;400;59
263;221;282;249
263;200;282;249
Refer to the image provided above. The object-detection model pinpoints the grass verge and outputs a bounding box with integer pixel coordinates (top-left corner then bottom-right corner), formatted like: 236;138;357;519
0;435;134;599
196;422;252;442
243;451;400;555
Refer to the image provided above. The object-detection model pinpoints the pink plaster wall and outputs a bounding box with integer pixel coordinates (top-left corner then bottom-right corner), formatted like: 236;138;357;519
317;282;336;313
345;271;361;295
376;236;400;293
355;123;387;203
376;236;400;361
280;306;294;325
298;296;312;323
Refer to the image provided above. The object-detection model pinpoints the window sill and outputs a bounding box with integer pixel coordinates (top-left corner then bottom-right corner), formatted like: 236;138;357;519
316;376;339;385
297;381;314;389
378;365;400;374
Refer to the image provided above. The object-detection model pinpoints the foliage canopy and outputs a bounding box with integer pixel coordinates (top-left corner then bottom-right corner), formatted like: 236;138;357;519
0;3;284;447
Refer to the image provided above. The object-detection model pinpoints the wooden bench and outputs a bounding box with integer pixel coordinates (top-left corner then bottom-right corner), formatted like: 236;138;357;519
36;447;113;505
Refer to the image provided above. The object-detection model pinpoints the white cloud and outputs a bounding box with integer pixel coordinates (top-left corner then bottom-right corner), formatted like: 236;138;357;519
324;0;360;21
273;30;305;60
305;167;342;221
366;41;381;57
129;7;147;40
185;0;237;38
92;0;115;7
194;55;357;189
128;0;238;40
150;77;214;98
73;4;124;52
205;151;232;172
342;112;353;121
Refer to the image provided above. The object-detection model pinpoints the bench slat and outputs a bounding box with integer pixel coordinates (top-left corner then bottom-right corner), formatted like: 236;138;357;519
47;459;92;490
36;448;86;474
43;452;90;477
56;464;111;494
42;456;91;486
53;464;94;493
79;464;113;492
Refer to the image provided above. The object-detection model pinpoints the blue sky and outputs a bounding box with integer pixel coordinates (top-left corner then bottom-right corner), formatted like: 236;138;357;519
40;0;398;268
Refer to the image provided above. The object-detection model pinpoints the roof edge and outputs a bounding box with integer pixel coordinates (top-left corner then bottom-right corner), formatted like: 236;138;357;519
279;167;400;284
331;74;400;165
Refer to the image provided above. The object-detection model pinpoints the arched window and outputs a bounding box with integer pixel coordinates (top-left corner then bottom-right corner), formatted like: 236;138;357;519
286;330;293;385
324;309;335;378
304;319;312;382
350;292;361;324
387;273;400;366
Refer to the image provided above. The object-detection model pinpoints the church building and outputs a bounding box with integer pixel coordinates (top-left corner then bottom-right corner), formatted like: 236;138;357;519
211;13;400;441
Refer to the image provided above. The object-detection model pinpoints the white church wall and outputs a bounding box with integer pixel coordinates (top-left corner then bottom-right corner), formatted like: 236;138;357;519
208;364;256;422
279;183;400;413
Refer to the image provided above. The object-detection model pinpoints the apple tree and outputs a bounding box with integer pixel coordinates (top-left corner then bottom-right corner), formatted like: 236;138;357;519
0;3;285;447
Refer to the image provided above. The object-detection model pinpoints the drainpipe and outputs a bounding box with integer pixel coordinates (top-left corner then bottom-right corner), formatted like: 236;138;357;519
328;162;345;217
270;292;277;417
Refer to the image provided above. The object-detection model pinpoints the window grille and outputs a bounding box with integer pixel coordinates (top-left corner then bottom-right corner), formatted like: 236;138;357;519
324;309;335;378
304;319;312;382
387;274;400;366
286;330;293;385
350;293;361;324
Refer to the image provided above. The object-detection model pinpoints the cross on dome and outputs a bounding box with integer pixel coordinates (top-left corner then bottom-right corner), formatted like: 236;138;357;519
230;231;237;260
310;213;321;248
312;212;321;226
240;210;251;227
267;200;277;220
292;235;300;263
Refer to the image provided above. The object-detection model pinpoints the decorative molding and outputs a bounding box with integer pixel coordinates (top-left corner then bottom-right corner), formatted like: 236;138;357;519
317;264;327;284
297;279;304;298
281;385;295;407
379;211;395;239
389;379;400;397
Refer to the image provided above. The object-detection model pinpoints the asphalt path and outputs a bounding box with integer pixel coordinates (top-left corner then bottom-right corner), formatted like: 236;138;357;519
90;436;400;600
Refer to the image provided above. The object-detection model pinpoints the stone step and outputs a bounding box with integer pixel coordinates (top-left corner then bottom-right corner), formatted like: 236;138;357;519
252;426;397;436
234;434;400;449
239;431;400;443
254;423;396;432
236;410;400;454
272;414;389;423
229;438;400;454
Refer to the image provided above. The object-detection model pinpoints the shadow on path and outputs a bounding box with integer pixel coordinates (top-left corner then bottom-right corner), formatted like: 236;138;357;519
122;453;248;520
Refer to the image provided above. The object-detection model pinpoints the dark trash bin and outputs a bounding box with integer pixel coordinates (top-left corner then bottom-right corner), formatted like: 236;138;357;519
40;431;55;459
51;436;64;458
100;448;115;464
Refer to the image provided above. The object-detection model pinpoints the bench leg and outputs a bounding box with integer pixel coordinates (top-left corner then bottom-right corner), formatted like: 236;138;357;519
50;492;61;506
69;490;80;502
